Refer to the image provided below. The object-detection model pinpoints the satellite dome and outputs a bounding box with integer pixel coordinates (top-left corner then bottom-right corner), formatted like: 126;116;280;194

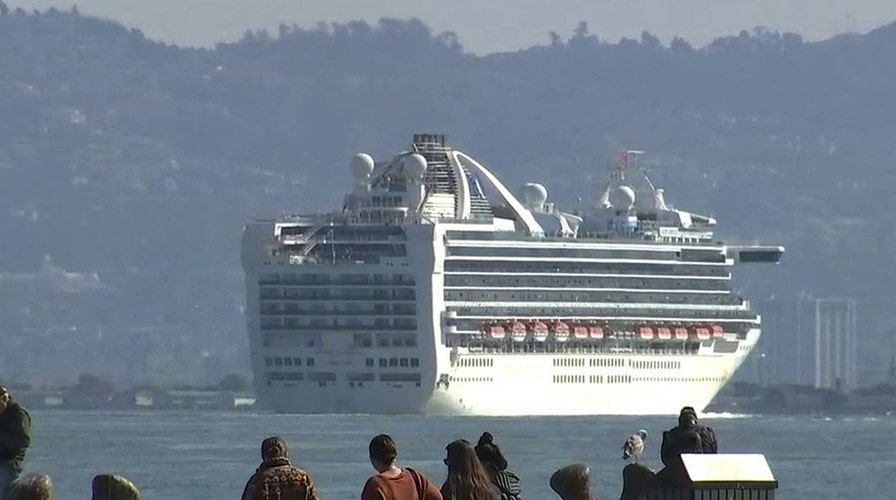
520;182;548;208
350;153;375;179
608;185;636;210
403;154;427;181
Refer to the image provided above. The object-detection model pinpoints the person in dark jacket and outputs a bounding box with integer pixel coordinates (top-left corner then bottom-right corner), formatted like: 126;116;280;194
660;406;717;467
474;432;521;500
0;387;31;499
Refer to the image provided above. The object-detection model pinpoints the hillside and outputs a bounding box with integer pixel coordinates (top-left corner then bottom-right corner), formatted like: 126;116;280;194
1;9;895;386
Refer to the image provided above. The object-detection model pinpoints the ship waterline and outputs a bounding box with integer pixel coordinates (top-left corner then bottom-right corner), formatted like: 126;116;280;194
241;134;782;416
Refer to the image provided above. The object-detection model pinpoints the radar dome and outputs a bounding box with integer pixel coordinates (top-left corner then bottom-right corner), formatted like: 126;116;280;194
403;154;427;181
520;182;548;208
608;185;636;210
350;153;375;179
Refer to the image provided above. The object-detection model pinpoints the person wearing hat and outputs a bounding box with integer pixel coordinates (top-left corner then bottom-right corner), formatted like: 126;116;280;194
0;386;31;498
659;406;717;467
241;436;319;500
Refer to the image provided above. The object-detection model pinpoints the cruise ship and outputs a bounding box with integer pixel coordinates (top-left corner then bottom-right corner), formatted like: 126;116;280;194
240;134;784;415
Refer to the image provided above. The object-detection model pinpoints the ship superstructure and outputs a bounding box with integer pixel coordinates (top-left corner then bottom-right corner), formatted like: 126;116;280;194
241;134;783;415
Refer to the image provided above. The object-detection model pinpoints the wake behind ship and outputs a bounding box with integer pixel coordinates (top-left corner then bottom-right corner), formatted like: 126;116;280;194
240;134;783;415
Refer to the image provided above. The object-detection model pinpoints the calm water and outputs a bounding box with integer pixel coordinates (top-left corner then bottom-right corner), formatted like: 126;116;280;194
25;410;896;499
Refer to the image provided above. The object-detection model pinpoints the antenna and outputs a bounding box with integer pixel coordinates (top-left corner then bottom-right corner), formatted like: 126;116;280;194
328;223;336;264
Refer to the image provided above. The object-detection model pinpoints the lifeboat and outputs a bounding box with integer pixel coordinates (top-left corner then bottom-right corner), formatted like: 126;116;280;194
656;326;672;340
694;326;711;340
588;324;604;340
572;323;589;340
674;327;689;340
638;326;654;340
487;322;506;340
508;320;528;342
531;320;549;342
553;321;570;343
711;324;724;338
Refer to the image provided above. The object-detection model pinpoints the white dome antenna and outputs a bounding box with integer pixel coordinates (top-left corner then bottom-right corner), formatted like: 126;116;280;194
403;154;427;181
520;182;548;210
608;185;636;210
350;153;375;180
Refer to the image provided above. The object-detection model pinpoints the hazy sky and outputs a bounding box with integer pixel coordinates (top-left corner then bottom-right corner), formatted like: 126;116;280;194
13;0;896;53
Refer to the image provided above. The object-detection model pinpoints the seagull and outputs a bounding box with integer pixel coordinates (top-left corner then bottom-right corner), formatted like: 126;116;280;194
621;429;648;462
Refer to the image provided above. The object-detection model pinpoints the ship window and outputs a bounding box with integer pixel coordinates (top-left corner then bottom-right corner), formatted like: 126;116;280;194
378;358;387;367
306;358;315;367
293;357;302;366
274;357;283;366
400;358;409;367
389;358;398;367
378;337;389;347
404;337;417;347
284;357;293;366
366;358;374;367
392;338;402;347
410;358;419;367
264;357;273;367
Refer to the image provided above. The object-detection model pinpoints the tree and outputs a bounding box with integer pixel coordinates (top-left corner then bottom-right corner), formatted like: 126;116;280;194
548;31;563;47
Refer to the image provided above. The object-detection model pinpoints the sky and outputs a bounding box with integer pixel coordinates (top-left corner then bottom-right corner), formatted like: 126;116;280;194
11;0;896;53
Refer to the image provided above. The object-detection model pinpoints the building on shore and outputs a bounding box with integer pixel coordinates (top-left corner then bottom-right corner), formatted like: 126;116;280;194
737;295;857;391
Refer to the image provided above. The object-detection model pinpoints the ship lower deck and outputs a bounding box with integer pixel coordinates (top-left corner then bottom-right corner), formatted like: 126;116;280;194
253;336;754;415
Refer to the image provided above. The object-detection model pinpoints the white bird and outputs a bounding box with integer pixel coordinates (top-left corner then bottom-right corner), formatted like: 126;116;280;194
621;429;648;462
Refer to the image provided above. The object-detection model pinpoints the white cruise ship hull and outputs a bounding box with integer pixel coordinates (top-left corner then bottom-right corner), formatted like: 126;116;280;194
241;134;782;416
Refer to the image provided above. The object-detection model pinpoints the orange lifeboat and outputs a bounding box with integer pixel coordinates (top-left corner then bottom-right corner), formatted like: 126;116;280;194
572;323;589;340
531;320;549;342
508;320;527;342
588;324;604;340
694;325;711;340
638;326;654;340
553;321;570;343
674;327;689;340
488;322;506;340
711;324;724;338
656;326;672;340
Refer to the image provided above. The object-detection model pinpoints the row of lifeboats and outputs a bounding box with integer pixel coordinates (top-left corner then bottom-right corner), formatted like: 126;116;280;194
478;320;725;342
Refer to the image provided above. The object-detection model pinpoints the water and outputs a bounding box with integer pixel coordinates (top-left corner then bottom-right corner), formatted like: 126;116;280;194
26;410;896;499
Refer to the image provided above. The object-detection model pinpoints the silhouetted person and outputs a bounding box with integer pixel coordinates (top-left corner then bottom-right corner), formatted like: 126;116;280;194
0;387;31;498
660;406;717;467
440;439;501;500
241;436;318;500
6;473;52;500
91;474;139;500
474;432;521;499
362;434;441;500
549;463;594;500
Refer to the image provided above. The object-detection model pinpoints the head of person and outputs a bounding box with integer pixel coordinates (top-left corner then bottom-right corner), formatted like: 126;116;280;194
261;436;289;461
7;473;53;500
91;474;140;500
678;406;698;429
549;463;593;500
474;431;508;471
0;386;10;413
368;434;398;473
443;439;498;499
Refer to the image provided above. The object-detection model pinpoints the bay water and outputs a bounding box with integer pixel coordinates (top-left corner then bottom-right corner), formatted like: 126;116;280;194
26;410;896;499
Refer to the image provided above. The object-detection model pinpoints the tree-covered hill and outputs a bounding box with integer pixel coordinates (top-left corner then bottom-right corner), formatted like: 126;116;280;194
1;9;894;385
